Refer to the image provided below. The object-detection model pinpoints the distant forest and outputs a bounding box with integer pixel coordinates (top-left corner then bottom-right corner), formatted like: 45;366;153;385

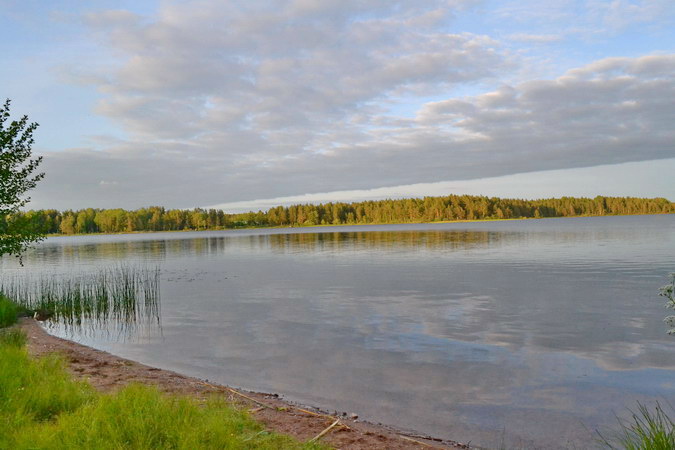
11;195;675;235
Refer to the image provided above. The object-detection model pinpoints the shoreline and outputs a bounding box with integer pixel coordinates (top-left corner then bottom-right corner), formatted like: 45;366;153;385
19;318;468;450
44;212;673;238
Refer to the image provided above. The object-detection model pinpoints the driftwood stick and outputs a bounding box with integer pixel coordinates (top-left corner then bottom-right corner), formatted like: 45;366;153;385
399;435;437;448
310;418;341;442
198;381;274;409
200;380;352;433
293;407;351;430
294;406;322;416
225;387;275;409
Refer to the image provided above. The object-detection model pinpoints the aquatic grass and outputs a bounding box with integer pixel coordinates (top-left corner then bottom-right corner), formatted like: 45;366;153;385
0;332;325;450
599;402;675;450
0;265;161;332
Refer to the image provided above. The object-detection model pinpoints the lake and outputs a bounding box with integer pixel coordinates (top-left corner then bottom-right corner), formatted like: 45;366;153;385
3;215;674;448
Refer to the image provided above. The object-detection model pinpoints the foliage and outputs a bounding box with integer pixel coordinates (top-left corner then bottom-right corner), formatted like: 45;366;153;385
0;99;44;258
599;402;675;450
13;195;675;235
660;273;675;335
0;331;324;450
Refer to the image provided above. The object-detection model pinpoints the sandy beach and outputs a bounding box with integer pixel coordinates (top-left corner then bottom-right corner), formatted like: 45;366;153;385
19;318;467;450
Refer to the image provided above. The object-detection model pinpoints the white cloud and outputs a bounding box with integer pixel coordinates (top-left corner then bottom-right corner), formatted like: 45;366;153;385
495;0;675;37
207;159;675;213
78;1;506;146
507;33;563;44
27;2;675;210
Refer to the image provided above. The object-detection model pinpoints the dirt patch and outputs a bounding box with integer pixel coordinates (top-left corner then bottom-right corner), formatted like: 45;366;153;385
19;318;468;449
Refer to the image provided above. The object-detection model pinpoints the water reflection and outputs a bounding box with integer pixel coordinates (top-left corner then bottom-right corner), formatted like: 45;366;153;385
0;266;161;340
2;215;674;448
20;229;515;263
15;226;648;264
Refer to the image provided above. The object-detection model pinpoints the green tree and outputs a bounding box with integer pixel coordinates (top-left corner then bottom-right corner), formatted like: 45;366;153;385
0;99;44;258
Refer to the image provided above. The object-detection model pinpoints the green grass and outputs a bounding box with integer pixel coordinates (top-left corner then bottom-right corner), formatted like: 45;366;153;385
12;385;322;450
0;295;20;327
598;402;675;450
0;332;95;440
0;265;161;331
0;327;27;347
0;328;325;449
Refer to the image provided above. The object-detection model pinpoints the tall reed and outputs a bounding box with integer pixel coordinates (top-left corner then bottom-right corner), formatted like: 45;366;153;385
0;265;161;332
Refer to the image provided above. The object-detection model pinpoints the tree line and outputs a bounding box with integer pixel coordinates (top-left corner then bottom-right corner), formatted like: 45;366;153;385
7;195;674;235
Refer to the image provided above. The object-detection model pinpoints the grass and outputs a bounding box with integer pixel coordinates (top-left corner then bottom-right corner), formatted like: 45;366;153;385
0;326;325;449
0;327;27;347
598;402;675;449
0;265;161;331
0;295;20;327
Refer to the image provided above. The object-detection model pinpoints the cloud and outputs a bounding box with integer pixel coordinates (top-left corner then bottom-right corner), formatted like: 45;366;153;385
77;1;504;142
495;0;675;37
208;159;675;213
29;2;675;210
588;0;675;32
507;33;562;44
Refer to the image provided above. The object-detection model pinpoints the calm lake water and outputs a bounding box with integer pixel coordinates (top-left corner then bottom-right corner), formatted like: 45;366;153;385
3;215;675;448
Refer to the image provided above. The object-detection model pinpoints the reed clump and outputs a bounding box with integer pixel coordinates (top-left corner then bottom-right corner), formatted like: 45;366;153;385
0;266;161;330
598;402;675;449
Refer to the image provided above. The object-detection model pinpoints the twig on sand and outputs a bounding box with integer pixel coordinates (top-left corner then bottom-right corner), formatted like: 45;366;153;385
310;418;341;442
294;407;351;429
399;435;437;447
198;381;274;410
199;380;353;426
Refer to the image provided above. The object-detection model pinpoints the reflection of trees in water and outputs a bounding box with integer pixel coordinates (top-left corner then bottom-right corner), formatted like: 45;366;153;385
16;240;169;265
69;237;232;260
18;231;511;261
4;221;652;266
263;227;647;254
266;230;513;253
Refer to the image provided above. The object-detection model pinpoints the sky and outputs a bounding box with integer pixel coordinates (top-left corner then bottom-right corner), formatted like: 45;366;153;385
2;0;674;212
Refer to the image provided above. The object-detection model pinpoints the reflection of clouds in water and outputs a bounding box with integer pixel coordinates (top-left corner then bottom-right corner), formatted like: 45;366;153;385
577;341;675;372
324;281;675;373
2;216;675;449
